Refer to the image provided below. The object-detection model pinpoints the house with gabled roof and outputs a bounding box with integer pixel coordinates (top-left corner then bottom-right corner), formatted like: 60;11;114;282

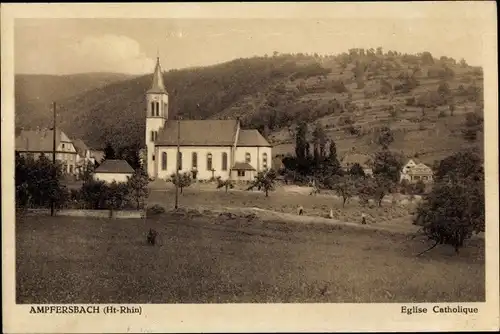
400;158;434;184
145;57;272;181
94;159;134;183
15;128;78;175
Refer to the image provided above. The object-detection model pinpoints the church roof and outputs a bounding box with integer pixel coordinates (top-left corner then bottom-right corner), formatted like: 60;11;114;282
237;129;271;147
156;120;239;146
147;57;167;94
95;159;134;174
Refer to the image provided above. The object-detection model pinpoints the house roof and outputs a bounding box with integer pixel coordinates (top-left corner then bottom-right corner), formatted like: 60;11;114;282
95;159;134;174
237;129;271;147
156;120;239;146
232;162;256;171
72;139;89;157
15;129;71;152
147;57;167;94
341;153;372;167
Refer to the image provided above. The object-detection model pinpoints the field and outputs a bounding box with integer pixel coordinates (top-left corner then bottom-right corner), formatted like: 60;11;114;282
16;188;485;303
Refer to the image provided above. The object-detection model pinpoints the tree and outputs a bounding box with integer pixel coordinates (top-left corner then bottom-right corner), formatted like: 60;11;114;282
312;122;327;162
103;142;116;161
413;175;484;254
127;167;149;209
81;179;109;209
349;163;366;178
434;150;483;183
295;121;309;161
216;177;234;192
372;150;404;183
15;154;67;210
333;175;356;207
248;169;277;197
358;175;392;207
421;51;434;65
462;112;483;142
106;181;129;214
81;161;95;183
377;126;394;149
170;172;192;194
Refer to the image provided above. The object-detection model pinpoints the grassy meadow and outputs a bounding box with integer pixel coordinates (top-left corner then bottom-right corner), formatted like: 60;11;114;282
16;203;485;303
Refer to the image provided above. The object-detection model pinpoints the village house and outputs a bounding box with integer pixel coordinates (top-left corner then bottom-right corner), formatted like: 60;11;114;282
94;159;134;183
340;153;374;176
15;129;78;175
400;159;434;184
145;57;272;181
73;138;96;178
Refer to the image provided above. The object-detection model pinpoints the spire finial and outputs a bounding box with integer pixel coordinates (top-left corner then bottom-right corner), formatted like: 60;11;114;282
156;47;159;60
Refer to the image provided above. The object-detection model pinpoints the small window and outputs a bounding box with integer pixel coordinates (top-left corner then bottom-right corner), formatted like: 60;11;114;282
62;143;65;149
413;175;420;180
245;152;251;163
262;153;268;169
151;102;155;116
161;152;167;170
207;153;213;170
192;152;198;168
222;152;228;171
155;102;160;116
151;131;155;142
152;154;155;161
237;170;245;177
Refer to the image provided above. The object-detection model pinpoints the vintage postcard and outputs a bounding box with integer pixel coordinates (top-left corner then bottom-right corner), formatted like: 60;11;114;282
2;2;499;333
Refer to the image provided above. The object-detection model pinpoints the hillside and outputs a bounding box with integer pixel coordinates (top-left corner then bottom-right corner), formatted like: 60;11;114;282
15;50;484;163
15;72;135;130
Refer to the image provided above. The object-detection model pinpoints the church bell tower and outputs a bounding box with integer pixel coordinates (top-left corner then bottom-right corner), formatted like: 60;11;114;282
145;56;168;178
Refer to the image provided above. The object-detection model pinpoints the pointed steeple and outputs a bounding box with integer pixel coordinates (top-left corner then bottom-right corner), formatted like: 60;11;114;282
147;56;167;94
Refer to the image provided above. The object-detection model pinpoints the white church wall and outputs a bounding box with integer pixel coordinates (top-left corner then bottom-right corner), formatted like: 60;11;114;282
234;146;272;173
156;146;232;181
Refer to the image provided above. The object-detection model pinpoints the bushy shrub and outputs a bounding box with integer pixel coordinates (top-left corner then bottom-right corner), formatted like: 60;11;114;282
146;204;166;216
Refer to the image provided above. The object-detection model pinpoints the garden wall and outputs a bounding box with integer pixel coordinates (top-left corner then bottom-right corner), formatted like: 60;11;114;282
23;209;145;219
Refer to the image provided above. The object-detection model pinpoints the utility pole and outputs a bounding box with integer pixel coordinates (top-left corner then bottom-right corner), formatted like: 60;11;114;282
174;116;181;209
51;102;56;217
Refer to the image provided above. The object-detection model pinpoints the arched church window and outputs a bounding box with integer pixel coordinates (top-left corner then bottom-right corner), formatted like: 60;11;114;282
245;152;251;163
207;153;213;170
161;152;167;170
151;102;155;116
262;153;268;169
192;152;198;168
155;102;160;116
222;152;228;171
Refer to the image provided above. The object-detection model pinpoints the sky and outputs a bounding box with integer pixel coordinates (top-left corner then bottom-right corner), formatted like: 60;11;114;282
13;3;492;75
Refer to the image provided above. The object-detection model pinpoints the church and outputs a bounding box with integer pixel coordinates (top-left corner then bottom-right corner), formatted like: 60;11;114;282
145;57;272;181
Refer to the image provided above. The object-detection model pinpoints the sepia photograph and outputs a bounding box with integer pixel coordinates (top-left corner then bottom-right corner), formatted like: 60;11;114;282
2;2;498;333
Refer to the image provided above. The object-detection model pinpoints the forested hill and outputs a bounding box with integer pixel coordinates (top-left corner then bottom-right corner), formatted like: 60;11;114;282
15;50;484;163
15;72;135;130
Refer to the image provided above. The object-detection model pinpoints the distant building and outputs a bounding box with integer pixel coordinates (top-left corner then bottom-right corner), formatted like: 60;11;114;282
400;159;434;184
15;129;78;175
144;56;272;181
72;138;95;178
89;150;105;165
94;159;134;183
341;153;373;176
